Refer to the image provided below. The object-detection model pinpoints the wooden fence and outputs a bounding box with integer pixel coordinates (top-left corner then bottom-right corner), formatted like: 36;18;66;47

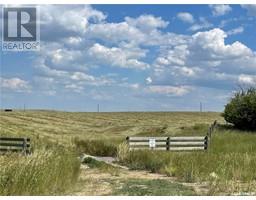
127;136;208;151
126;120;218;151
0;137;31;155
207;120;218;139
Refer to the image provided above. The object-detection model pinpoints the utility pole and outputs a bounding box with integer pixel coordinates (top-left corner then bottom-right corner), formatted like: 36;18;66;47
200;102;203;112
97;104;100;113
23;104;26;112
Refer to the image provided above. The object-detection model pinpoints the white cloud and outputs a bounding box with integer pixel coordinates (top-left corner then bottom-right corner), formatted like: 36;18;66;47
41;5;106;34
189;17;213;31
125;14;169;32
1;77;31;92
150;28;256;91
87;15;171;47
147;85;192;96
87;43;149;70
71;72;95;81
65;84;84;93
238;74;256;86
190;28;252;60
30;5;256;99
87;22;144;44
146;77;153;84
65;36;82;45
209;5;232;16
177;12;194;24
227;26;244;35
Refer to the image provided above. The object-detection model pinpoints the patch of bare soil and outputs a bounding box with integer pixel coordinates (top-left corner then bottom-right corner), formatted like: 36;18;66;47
67;156;209;196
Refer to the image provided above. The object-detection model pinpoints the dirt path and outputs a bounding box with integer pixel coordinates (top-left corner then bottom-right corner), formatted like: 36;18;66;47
66;155;209;196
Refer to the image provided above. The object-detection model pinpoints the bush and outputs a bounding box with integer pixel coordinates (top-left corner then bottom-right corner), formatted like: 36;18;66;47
222;88;256;130
73;138;117;157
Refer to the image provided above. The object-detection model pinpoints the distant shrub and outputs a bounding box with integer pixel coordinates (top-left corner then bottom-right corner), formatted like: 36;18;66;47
73;138;117;157
222;88;256;130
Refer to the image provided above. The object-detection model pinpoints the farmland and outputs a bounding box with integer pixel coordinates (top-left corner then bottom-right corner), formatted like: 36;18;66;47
0;110;256;195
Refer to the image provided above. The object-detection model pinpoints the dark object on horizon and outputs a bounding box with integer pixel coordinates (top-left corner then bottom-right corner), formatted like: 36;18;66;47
222;87;256;130
4;109;13;112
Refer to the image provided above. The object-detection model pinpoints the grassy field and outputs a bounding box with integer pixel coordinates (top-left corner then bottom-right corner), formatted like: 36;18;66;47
0;110;223;145
0;110;255;195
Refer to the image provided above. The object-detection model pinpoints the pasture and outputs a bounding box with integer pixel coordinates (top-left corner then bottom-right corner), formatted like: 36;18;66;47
0;110;255;195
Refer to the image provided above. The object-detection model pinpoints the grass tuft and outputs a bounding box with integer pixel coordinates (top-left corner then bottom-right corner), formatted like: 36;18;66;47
0;146;80;195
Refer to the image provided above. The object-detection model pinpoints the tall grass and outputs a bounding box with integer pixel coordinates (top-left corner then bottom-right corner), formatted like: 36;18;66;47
73;137;118;157
0;146;80;195
117;130;256;194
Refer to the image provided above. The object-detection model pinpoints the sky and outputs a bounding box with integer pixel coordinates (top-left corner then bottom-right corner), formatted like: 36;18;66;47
1;4;256;112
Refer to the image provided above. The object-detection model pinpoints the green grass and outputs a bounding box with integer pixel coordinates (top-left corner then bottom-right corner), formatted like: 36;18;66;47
112;179;195;195
0;146;80;195
117;127;256;195
73;138;118;157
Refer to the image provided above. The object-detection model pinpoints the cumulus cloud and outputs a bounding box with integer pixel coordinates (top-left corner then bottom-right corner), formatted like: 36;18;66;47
1;77;31;92
86;14;172;46
125;15;169;32
190;28;252;60
40;5;106;41
149;28;256;91
21;5;256;99
209;5;232;16
177;12;194;23
189;17;213;31
87;43;149;70
147;85;192;96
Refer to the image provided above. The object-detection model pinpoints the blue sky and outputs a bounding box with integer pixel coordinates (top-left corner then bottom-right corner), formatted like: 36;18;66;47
1;4;256;112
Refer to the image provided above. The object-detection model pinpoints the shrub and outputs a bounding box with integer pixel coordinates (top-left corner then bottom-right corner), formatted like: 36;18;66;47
73;138;117;157
222;88;256;130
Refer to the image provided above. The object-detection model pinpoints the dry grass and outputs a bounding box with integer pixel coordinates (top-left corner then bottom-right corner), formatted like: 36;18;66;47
0;110;223;144
0;146;80;195
2;110;255;195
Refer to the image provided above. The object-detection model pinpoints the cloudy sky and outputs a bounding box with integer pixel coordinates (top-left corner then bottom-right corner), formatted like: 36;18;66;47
1;4;256;111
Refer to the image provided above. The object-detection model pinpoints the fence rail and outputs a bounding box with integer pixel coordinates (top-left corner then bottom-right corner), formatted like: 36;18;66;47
126;136;208;151
0;137;31;155
126;120;218;151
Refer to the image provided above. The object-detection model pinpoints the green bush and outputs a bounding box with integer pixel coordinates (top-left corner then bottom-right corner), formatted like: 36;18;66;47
73;138;117;157
222;88;256;130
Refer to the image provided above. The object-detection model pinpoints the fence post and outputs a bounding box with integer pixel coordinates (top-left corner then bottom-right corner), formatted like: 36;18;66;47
23;138;27;156
126;137;130;151
166;137;170;151
204;136;208;151
208;127;211;138
126;137;129;144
